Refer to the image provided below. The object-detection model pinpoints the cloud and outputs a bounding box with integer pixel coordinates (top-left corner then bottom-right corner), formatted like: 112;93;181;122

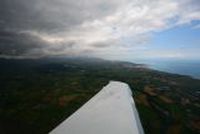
142;48;200;60
192;24;200;29
0;30;46;57
0;0;199;59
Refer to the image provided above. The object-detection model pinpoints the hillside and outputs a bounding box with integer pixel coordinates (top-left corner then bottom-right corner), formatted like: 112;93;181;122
0;57;199;134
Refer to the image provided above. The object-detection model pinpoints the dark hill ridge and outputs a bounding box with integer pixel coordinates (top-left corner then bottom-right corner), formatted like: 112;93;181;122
0;57;199;134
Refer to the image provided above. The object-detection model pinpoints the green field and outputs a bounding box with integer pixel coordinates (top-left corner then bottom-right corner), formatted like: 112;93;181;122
0;58;199;134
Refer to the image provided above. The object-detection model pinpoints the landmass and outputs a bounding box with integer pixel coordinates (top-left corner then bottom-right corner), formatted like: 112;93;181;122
0;57;199;134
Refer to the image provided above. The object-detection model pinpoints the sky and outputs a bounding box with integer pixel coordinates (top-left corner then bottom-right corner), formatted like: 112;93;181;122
0;0;200;61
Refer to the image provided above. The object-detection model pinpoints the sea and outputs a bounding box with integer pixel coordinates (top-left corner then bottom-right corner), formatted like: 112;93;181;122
132;59;200;79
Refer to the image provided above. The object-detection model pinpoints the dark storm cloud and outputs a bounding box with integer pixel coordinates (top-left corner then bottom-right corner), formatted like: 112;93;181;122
0;0;119;32
0;0;199;59
0;30;46;56
0;0;122;58
0;0;64;32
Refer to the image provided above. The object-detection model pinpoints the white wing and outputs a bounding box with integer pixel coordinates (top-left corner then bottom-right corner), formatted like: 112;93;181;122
49;81;144;134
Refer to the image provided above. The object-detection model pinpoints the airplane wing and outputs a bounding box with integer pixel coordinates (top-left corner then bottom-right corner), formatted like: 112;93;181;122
49;81;144;134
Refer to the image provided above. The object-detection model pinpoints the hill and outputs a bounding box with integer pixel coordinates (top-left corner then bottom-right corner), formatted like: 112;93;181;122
0;57;199;134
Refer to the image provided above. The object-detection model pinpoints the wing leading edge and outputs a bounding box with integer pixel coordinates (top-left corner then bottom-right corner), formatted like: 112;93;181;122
49;81;144;134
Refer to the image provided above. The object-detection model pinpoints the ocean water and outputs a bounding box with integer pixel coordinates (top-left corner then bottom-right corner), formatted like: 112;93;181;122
132;59;200;79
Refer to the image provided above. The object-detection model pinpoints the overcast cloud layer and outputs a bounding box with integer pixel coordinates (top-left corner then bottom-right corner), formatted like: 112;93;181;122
0;0;200;59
